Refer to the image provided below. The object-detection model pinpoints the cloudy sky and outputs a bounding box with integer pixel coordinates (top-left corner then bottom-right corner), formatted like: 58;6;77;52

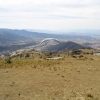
0;0;100;31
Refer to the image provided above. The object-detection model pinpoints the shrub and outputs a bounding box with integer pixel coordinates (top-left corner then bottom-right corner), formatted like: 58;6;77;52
25;53;30;58
79;55;84;58
86;93;93;99
5;56;11;64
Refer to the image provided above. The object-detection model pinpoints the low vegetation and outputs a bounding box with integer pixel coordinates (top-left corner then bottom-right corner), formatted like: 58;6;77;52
0;49;100;100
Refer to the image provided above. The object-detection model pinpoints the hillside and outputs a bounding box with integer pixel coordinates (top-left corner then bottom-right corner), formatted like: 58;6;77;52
0;31;27;44
0;49;100;100
47;41;85;52
33;39;85;52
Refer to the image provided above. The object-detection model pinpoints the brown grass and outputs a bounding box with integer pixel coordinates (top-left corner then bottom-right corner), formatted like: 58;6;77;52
0;49;100;100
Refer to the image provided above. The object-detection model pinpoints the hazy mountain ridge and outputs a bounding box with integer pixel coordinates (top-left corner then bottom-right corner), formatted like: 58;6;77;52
0;28;93;46
0;28;97;39
27;29;100;36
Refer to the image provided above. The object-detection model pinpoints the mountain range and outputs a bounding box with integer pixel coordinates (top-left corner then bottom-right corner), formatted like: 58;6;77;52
0;28;97;40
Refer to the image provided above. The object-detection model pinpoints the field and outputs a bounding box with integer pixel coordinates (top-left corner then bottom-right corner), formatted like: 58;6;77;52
0;49;100;100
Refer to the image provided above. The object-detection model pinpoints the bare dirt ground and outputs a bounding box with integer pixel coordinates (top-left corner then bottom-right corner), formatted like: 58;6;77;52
0;52;100;100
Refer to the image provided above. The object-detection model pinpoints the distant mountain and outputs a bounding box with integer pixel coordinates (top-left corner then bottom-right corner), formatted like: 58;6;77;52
33;39;85;52
0;32;26;44
0;28;60;38
27;29;100;36
68;29;100;35
0;29;37;53
47;41;85;52
0;28;93;39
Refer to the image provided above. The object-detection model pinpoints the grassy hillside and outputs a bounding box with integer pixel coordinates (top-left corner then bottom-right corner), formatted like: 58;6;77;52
0;49;100;100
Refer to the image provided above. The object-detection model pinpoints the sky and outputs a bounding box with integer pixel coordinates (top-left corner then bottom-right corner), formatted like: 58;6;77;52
0;0;100;31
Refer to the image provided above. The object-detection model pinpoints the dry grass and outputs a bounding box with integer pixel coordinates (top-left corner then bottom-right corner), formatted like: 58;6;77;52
0;49;100;100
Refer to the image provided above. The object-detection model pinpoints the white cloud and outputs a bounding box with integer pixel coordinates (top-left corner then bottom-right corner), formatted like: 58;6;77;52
0;0;100;30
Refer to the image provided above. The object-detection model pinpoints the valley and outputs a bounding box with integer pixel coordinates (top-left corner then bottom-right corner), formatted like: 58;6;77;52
0;28;100;58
